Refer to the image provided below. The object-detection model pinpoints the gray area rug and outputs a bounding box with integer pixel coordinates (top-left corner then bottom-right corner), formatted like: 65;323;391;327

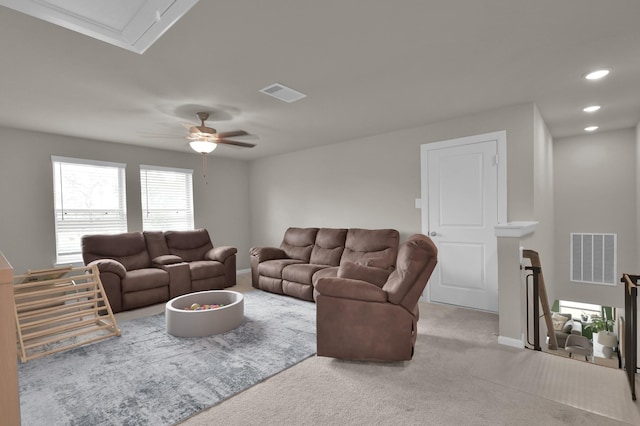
18;290;316;426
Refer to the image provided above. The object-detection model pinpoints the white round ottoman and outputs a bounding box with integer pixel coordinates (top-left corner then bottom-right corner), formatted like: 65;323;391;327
165;290;244;337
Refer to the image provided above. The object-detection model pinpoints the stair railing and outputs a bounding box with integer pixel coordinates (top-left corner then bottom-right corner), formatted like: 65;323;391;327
621;273;638;401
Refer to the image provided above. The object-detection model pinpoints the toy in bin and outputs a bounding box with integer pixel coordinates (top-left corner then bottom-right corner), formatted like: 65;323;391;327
183;302;225;311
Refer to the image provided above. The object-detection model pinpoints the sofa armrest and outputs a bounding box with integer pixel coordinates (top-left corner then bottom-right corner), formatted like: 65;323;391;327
249;246;288;263
152;255;183;266
160;262;191;299
88;259;126;279
206;246;237;263
315;277;388;303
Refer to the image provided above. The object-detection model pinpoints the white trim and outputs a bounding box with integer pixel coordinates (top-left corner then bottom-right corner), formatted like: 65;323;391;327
419;130;508;306
420;130;507;232
498;335;525;349
51;155;126;169
0;0;199;54
494;221;539;238
236;268;251;275
140;164;194;175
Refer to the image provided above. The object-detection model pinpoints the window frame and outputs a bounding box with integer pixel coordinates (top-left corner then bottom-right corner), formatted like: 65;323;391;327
51;156;127;265
139;164;195;232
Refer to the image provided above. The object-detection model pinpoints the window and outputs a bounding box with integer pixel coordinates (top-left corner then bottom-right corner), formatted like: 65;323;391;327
52;156;127;264
557;300;601;321
140;165;194;231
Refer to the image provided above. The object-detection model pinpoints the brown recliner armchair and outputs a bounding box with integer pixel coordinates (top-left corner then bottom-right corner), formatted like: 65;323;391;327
315;234;438;362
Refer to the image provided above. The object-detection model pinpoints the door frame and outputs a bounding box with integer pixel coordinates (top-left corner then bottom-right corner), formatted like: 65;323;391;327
419;130;508;305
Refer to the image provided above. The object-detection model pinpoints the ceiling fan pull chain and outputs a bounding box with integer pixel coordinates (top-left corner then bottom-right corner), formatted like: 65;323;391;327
202;152;208;184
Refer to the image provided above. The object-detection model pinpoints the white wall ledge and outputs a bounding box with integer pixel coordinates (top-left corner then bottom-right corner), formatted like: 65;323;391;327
494;221;538;238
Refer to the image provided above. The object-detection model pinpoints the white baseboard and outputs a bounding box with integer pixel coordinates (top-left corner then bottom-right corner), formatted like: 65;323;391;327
236;268;251;275
498;335;525;349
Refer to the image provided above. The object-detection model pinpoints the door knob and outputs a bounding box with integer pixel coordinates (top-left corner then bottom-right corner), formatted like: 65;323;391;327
430;231;437;237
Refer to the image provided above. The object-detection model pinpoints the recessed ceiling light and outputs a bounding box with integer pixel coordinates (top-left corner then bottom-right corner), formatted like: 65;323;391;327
582;105;601;113
584;69;611;80
584;126;599;132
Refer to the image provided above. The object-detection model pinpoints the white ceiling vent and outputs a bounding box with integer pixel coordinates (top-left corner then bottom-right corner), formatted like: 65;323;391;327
259;83;307;103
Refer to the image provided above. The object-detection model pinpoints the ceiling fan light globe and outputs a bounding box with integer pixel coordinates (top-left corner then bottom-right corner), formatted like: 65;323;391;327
189;140;217;154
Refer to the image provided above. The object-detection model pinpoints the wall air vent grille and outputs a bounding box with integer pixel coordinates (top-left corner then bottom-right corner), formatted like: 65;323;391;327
570;233;617;286
259;83;307;103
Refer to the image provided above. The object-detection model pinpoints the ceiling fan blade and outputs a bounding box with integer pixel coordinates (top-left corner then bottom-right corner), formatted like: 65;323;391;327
216;130;249;139
217;139;256;148
180;121;196;130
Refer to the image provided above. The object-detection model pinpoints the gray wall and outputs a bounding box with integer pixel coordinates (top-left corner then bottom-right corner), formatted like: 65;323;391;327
0;126;252;273
553;128;637;309
250;102;543;247
531;105;555;300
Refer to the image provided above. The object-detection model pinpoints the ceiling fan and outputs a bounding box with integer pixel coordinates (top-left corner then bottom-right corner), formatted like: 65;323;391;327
186;112;255;153
182;112;255;182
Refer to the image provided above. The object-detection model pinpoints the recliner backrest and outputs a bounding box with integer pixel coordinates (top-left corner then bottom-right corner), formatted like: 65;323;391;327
165;229;213;262
383;234;438;310
81;232;151;271
310;228;348;266
144;231;171;260
340;228;399;271
280;227;318;261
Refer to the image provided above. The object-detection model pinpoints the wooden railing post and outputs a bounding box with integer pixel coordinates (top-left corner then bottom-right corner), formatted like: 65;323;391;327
0;252;21;425
522;250;557;350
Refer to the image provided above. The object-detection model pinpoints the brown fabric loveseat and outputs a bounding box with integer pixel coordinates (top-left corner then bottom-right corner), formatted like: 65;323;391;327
82;229;237;313
249;227;400;302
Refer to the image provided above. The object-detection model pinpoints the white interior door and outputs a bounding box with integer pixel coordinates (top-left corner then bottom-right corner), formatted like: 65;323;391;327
421;131;506;312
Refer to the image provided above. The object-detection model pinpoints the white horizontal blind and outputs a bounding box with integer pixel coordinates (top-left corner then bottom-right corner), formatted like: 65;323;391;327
52;156;127;264
140;165;194;231
570;233;617;286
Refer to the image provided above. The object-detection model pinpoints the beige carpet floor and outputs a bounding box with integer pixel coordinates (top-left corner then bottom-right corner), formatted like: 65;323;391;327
119;273;640;425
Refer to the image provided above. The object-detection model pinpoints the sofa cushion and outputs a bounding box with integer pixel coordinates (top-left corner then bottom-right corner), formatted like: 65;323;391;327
144;231;171;260
551;313;570;331
189;260;225;281
283;264;330;285
121;268;169;293
312;266;339;286
340;229;399;271
280;227;318;261
310;228;348;266
82;232;151;271
165;229;214;262
259;259;305;279
337;262;390;288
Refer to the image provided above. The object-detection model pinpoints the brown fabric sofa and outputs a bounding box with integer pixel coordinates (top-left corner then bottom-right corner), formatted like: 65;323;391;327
82;229;237;313
249;227;400;302
315;234;438;361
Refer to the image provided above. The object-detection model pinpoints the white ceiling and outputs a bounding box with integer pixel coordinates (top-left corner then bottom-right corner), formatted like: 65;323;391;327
1;0;639;160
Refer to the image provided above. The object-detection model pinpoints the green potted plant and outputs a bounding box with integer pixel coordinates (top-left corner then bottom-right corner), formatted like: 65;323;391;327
585;315;618;359
585;316;615;333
